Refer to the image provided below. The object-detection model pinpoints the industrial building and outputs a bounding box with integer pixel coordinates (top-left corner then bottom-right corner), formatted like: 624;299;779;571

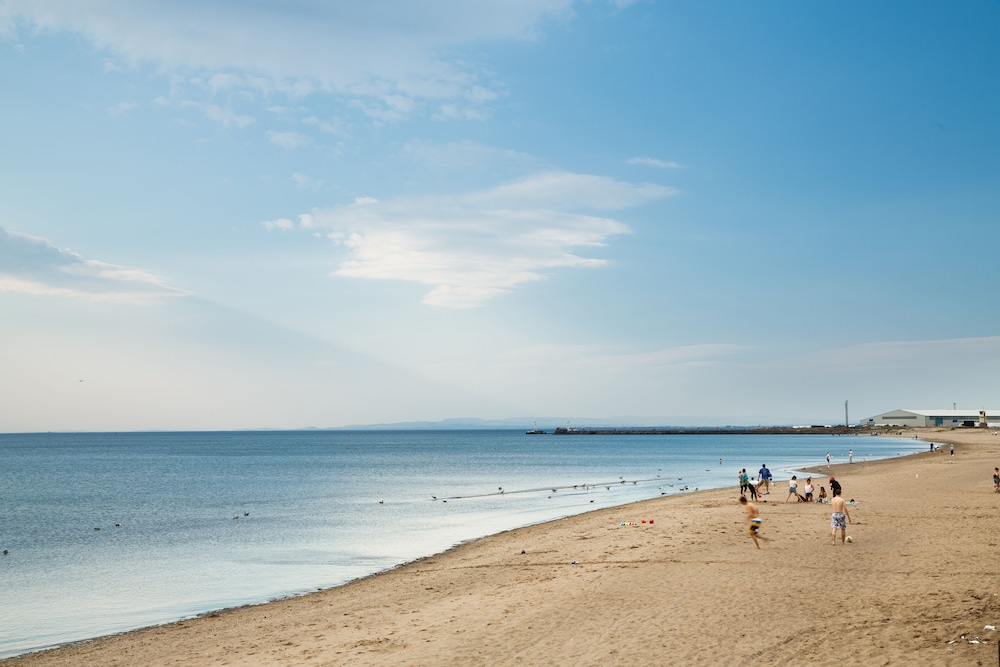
862;408;1000;428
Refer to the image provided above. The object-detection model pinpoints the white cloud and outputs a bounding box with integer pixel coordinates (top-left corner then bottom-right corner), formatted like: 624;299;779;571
267;130;311;149
202;104;255;128
290;172;324;189
261;218;295;231
1;0;579;120
467;171;676;210
106;100;135;117
303;115;346;135
264;171;675;308
0;227;188;303
627;157;686;169
402;139;537;171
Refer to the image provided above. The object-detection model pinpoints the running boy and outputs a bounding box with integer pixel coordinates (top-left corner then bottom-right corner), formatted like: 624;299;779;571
739;495;769;549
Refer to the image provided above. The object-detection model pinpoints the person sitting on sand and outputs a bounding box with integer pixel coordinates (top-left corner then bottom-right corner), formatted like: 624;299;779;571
803;478;814;502
817;486;827;503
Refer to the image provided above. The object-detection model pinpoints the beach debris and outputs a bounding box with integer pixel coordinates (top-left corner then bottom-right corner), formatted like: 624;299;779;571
571;560;578;564
985;625;996;631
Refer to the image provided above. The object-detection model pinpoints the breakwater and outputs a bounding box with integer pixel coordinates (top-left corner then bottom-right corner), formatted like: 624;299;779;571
552;426;859;435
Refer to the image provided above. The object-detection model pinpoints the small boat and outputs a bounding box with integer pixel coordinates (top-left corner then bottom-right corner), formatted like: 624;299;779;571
525;422;546;435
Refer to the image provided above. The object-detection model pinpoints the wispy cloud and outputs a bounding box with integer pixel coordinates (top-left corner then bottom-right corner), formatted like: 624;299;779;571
402;139;537;171
0;227;188;303
267;130;311;149
203;104;255;128
810;336;1000;369
1;1;585;121
106;100;136;117
262;171;676;308
501;342;750;369
290;172;324;190
628;157;685;169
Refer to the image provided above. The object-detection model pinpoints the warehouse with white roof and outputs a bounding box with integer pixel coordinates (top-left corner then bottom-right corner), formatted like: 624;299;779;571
863;409;1000;428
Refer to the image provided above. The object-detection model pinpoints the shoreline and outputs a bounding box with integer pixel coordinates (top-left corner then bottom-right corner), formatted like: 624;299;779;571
5;427;999;665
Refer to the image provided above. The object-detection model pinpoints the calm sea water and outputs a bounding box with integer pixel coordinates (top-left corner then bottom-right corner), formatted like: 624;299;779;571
0;430;921;658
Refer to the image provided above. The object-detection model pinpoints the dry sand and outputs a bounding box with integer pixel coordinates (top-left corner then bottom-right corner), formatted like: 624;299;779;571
6;428;999;666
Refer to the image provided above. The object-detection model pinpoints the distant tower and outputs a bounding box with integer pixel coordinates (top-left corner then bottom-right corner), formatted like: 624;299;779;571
844;400;849;429
979;410;987;428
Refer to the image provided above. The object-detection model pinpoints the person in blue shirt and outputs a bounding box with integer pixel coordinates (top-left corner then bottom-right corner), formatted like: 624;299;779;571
758;464;772;494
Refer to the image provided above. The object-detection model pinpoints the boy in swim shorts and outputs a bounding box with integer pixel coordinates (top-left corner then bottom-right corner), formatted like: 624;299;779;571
830;490;852;545
739;495;768;549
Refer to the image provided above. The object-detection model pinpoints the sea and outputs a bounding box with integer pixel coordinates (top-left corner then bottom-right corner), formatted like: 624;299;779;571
0;430;923;659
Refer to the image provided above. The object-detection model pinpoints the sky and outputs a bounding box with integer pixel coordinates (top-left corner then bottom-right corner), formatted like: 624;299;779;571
2;0;999;432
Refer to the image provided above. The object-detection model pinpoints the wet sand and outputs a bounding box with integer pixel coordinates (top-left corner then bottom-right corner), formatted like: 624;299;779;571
6;427;999;666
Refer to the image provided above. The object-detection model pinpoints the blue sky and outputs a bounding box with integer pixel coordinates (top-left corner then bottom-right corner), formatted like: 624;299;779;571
2;1;998;431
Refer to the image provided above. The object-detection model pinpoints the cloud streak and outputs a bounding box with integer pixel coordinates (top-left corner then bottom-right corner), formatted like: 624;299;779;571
262;171;675;308
0;227;188;302
628;157;685;169
1;0;580;121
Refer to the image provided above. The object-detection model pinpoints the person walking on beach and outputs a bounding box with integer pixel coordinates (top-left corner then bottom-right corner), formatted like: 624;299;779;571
848;449;853;464
758;464;772;494
950;444;954;462
739;496;768;549
993;467;999;493
739;469;749;494
826;451;831;467
830;489;852;545
785;475;802;503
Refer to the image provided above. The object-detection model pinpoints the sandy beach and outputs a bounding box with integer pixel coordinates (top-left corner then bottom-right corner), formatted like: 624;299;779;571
6;427;999;666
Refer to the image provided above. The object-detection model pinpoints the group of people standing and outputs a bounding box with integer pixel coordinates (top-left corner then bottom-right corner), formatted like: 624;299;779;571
737;464;773;501
738;466;851;549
